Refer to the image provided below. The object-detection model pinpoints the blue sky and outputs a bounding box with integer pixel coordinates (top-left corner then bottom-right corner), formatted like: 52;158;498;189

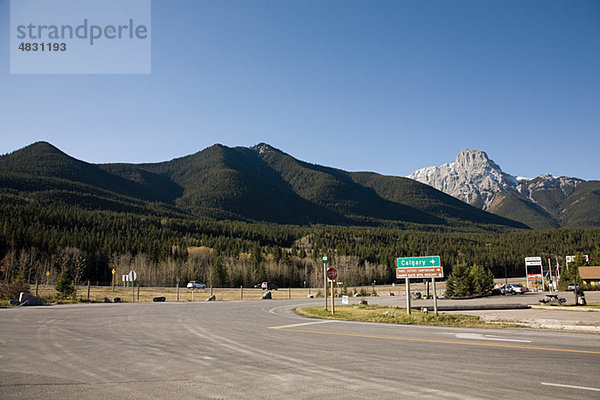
1;0;599;180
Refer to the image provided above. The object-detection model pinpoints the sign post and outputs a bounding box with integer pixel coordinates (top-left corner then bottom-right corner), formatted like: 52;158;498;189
405;277;411;315
322;256;328;311
111;268;116;292
327;267;338;315
397;256;444;316
128;270;137;302
432;277;438;316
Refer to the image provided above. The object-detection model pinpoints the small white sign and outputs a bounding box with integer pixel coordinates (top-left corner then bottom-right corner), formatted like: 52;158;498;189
128;270;137;282
525;257;542;267
342;296;349;305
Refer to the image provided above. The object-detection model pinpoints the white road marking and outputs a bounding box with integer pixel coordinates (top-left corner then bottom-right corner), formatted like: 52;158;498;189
455;333;531;343
541;382;600;392
269;320;334;330
268;302;317;316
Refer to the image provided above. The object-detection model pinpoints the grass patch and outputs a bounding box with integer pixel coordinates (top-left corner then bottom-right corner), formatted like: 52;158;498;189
561;302;600;309
297;305;487;328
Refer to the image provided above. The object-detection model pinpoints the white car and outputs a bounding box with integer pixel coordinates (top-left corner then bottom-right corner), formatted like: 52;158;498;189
500;283;527;295
186;281;206;289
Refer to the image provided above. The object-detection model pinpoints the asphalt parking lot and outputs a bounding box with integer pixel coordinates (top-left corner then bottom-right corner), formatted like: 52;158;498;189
1;295;598;400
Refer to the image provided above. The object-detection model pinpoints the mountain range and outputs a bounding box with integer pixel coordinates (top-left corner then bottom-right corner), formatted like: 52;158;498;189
0;142;527;231
408;149;600;229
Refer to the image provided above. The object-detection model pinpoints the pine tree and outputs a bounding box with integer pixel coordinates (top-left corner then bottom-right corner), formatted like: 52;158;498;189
210;258;227;288
445;263;473;297
55;267;75;299
469;264;494;295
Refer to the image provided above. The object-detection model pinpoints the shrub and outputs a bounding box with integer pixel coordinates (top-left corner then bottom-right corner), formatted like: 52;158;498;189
0;281;30;300
55;267;75;299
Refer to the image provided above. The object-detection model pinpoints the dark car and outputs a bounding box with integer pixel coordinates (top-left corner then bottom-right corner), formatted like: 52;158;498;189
260;282;278;291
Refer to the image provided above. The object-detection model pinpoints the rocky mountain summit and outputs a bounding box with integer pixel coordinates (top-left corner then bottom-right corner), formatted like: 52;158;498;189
408;150;520;209
409;150;598;228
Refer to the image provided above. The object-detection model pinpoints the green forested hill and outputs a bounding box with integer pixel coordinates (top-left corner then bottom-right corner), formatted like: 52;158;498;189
0;141;526;229
2;142;600;288
560;181;600;227
487;192;560;230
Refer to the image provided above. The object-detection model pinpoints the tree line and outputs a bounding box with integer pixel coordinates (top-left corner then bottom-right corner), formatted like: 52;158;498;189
1;202;599;289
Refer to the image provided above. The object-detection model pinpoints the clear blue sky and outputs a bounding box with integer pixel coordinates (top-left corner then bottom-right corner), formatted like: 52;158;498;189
1;0;599;180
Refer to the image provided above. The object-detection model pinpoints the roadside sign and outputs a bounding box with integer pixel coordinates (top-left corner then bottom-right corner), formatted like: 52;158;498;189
128;270;137;282
525;257;542;289
397;255;443;316
396;267;444;279
326;267;338;281
397;256;443;278
525;257;542;266
111;268;116;275
45;271;50;277
322;256;328;263
397;256;440;268
342;296;349;305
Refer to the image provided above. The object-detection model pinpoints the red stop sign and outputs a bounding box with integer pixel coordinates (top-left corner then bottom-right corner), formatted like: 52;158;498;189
326;267;338;280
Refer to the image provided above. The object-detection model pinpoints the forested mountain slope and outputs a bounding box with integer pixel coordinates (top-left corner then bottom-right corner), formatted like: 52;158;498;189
0;141;527;229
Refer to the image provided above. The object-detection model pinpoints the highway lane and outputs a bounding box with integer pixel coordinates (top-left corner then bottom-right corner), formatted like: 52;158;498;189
0;300;598;399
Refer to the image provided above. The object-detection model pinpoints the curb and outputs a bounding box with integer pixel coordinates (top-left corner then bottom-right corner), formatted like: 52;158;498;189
481;316;600;333
531;305;600;312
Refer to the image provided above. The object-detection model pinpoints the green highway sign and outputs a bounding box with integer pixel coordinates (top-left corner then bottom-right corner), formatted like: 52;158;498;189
397;256;440;268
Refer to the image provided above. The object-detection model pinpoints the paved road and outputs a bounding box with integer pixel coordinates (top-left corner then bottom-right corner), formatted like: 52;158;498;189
1;299;598;399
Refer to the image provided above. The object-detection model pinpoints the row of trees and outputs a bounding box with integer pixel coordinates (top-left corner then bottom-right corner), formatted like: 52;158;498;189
1;203;600;290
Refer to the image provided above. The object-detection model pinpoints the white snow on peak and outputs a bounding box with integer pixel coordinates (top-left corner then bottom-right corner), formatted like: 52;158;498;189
408;149;586;216
408;149;519;210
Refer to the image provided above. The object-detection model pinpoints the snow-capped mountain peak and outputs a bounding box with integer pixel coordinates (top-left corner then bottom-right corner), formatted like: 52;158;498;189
408;149;588;228
408;149;518;209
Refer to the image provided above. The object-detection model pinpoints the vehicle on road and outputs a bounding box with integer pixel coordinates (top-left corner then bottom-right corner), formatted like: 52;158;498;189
187;281;206;289
260;282;278;290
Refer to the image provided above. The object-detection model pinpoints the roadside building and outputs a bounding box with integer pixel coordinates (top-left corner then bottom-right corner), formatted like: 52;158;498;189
579;266;600;287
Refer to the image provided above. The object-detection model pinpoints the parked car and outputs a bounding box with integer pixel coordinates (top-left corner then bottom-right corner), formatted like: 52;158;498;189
186;281;206;289
566;283;580;292
510;284;528;294
260;282;278;291
500;284;527;295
